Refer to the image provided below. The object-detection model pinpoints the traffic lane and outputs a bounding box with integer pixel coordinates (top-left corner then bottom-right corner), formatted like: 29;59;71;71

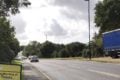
30;60;120;80
48;60;120;75
34;60;120;75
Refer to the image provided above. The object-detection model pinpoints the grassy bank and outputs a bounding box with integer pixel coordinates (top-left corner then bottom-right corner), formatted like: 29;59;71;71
12;60;24;80
54;57;120;63
91;57;120;63
12;60;22;65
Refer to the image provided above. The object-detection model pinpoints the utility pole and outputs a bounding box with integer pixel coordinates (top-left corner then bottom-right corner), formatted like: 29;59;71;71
85;0;91;60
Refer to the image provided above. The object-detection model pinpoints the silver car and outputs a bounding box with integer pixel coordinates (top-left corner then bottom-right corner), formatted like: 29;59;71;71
30;56;39;62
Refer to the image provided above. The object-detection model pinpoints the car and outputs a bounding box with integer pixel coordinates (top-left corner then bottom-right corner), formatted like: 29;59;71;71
30;56;39;62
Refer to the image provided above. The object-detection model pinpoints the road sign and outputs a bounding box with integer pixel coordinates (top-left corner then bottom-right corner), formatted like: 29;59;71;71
0;64;22;80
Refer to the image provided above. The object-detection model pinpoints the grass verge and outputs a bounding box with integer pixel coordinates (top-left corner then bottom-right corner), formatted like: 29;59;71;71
12;60;24;80
54;57;120;63
12;60;22;65
91;57;120;63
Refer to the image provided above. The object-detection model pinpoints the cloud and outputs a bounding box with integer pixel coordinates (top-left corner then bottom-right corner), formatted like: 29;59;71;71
10;14;26;34
10;0;101;45
51;0;99;21
46;19;67;36
17;33;28;40
51;0;98;11
10;13;29;45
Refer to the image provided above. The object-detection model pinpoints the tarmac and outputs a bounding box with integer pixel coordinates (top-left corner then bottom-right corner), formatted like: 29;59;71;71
23;62;48;80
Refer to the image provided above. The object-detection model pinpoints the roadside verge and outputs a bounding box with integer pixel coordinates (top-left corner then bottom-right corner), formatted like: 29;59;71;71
54;57;120;63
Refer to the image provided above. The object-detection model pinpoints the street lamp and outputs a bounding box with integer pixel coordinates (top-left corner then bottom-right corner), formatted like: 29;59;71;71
85;0;91;60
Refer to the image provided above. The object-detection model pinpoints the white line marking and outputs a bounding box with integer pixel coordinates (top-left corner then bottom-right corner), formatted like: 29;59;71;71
88;69;120;78
41;72;52;80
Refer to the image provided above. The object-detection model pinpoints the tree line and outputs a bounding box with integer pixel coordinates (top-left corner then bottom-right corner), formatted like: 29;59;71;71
0;0;31;63
22;41;104;58
22;41;87;58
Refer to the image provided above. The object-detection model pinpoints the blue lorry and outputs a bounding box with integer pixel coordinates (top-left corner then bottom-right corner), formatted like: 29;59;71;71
103;29;120;58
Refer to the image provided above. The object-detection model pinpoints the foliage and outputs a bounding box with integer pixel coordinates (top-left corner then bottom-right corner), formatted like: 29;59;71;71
0;17;20;62
40;41;56;58
0;0;31;16
58;48;70;58
95;0;120;33
0;0;30;62
65;42;85;57
22;41;41;57
23;41;86;58
91;33;105;57
20;45;25;51
23;40;105;58
0;43;15;63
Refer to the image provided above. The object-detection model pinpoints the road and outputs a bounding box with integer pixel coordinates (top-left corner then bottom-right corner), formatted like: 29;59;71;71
25;59;120;80
23;61;49;80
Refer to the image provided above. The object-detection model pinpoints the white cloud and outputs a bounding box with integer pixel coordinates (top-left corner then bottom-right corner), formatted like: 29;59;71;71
10;14;26;34
10;0;101;45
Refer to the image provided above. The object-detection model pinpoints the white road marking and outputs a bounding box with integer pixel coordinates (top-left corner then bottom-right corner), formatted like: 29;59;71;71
41;71;53;80
88;69;120;78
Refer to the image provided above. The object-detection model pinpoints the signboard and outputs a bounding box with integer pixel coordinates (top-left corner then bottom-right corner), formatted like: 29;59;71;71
0;64;22;80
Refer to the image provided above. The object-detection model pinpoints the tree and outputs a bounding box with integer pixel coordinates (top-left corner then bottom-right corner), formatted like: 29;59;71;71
20;45;25;51
58;48;70;58
22;41;86;58
91;33;105;57
0;0;31;62
22;41;41;57
0;43;15;63
65;42;85;57
95;0;120;33
0;17;20;62
9;38;20;56
0;0;31;16
40;41;56;58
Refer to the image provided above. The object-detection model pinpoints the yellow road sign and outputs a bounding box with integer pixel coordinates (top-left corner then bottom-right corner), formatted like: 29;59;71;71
0;64;22;80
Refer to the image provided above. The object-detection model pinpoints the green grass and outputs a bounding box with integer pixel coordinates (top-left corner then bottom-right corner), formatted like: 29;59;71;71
54;57;120;63
12;60;24;80
22;71;24;80
11;60;22;65
91;57;120;63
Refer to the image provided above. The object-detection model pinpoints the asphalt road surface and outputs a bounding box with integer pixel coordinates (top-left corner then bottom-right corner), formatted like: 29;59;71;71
23;61;49;80
26;59;120;80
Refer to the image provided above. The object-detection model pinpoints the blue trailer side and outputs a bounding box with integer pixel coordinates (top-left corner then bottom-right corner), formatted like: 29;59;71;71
103;29;120;58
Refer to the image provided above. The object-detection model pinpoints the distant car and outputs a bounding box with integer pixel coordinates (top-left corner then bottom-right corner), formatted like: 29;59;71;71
30;56;39;62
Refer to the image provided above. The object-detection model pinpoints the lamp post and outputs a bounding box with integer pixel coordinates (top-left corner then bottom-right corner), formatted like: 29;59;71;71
85;0;91;60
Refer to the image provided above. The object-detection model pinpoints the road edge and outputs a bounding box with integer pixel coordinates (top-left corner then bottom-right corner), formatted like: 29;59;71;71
29;63;52;80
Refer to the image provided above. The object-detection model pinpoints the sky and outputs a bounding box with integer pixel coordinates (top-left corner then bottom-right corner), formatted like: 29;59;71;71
10;0;102;45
